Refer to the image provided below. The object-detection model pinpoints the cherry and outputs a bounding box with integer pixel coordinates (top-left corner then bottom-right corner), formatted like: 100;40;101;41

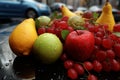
96;31;104;38
87;74;98;80
111;59;120;71
67;26;74;32
37;27;46;35
64;60;74;69
93;60;102;72
60;53;67;61
102;60;111;72
87;24;95;32
46;27;55;34
61;16;69;22
95;37;102;46
95;50;107;62
83;61;93;71
67;68;78;80
102;38;113;49
58;21;68;29
74;63;85;75
113;43;120;58
106;49;115;59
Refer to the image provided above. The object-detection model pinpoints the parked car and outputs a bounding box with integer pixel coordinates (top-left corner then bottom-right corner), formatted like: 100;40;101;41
0;0;51;19
50;2;73;12
89;5;120;21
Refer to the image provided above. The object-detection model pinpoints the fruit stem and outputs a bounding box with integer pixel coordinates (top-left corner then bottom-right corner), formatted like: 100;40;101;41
105;0;109;5
106;0;109;2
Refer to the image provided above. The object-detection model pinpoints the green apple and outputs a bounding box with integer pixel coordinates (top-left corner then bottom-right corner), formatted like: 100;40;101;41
35;16;51;28
33;33;63;64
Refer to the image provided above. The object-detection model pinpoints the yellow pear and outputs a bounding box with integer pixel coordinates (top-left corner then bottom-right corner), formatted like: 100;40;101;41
61;5;77;18
96;0;115;32
9;18;38;56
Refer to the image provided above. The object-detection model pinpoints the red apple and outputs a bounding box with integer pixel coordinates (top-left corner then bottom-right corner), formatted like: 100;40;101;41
65;30;95;61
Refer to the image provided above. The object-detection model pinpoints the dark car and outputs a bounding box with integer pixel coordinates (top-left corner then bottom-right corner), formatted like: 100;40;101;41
50;2;73;12
89;5;120;21
0;0;51;19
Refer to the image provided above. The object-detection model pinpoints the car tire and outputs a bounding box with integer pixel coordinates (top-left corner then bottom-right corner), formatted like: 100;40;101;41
26;9;38;19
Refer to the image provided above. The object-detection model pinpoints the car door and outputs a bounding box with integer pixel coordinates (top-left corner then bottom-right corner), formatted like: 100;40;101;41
0;0;24;18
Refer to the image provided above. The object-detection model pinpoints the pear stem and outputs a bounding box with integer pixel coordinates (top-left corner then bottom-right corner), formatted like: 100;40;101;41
106;0;109;2
105;0;109;5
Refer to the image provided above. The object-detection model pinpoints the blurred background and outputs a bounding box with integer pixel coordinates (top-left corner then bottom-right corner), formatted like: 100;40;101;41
0;0;120;80
0;0;120;21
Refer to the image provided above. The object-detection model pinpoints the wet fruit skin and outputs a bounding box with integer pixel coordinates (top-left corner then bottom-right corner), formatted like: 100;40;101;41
67;68;78;80
65;30;95;61
33;33;63;64
9;18;38;56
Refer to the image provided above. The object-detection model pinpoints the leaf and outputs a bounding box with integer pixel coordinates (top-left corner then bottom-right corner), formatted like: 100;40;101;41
113;32;120;37
93;12;99;20
35;18;40;29
50;11;62;20
61;30;70;40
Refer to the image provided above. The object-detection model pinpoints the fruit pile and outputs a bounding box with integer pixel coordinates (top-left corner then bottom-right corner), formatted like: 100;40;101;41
8;0;120;80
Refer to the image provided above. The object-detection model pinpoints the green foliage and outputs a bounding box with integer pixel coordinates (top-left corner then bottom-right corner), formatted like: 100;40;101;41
61;30;70;40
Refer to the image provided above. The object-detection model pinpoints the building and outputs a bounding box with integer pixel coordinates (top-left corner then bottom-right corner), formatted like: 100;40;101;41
38;0;118;9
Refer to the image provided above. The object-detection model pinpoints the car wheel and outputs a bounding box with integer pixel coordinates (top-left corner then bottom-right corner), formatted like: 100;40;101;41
26;9;38;19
